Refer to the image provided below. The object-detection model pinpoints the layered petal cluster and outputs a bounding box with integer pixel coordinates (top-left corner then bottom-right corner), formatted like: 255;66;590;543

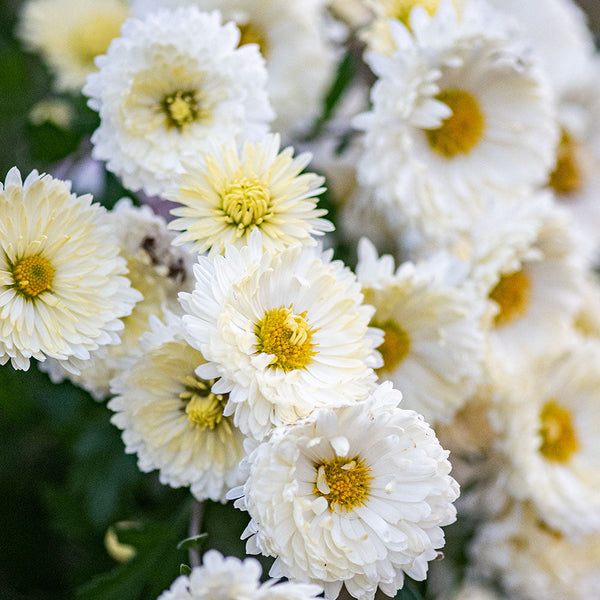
0;168;140;371
83;7;273;196
230;382;459;600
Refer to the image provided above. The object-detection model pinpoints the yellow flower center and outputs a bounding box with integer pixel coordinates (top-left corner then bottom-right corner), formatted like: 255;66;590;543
314;456;373;512
374;320;411;374
69;12;125;67
12;255;54;298
237;22;268;57
162;90;199;130
426;88;485;158
488;270;531;327
539;399;578;463
385;0;440;27
221;174;272;231
255;306;318;371
180;375;228;430
549;130;583;196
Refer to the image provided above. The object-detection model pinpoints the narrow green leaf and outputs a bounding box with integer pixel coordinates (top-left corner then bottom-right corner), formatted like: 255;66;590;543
179;564;192;576
176;533;209;551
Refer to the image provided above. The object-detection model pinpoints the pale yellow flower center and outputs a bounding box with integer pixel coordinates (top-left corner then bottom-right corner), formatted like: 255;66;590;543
314;456;373;512
549;129;582;196
180;375;227;430
374;320;411;374
221;174;272;230
69;13;125;67
162;90;199;130
426;88;485;158
255;306;318;371
538;399;578;463
12;255;54;298
385;0;440;27
237;22;268;57
488;270;531;327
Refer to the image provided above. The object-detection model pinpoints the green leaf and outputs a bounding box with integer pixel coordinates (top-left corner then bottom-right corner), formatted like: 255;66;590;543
179;564;192;576
395;580;425;600
176;533;209;551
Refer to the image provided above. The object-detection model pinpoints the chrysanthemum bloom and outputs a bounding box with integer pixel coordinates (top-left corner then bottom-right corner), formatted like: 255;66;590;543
490;340;600;540
17;0;128;92
0;168;140;371
83;7;273;197
469;502;600;600
157;550;323;600
354;0;558;243
356;238;486;424
229;382;459;600
40;199;195;399
129;0;336;134
179;232;382;441
109;314;246;502
167;134;333;256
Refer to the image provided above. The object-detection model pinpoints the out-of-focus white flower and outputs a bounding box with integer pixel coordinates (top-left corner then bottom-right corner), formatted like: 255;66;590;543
356;238;486;424
157;550;323;600
354;1;558;243
168;134;332;256
0;168;140;371
109;314;246;502
230;382;459;600
179;231;382;441
17;0;128;92
83;7;273;197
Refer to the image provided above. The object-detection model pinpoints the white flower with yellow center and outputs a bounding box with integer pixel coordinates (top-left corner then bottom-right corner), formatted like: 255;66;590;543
491;340;600;540
179;232;382;441
83;7;273;197
158;550;323;600
40;198;195;399
356;238;486;425
167;134;333;256
109;313;246;502
354;0;558;243
17;0;128;92
470;502;600;600
129;0;337;134
229;382;459;600
0;168;140;371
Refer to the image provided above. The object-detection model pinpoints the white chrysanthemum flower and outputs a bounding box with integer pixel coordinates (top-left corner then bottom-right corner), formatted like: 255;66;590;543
39;198;195;399
229;382;459;600
17;0;128;92
354;1;558;242
109;313;246;502
83;7;273;197
469;502;600;600
491;340;600;539
167;134;333;256
129;0;336;134
179;232;382;441
158;550;323;600
444;582;501;600
0;168;140;372
356;238;486;424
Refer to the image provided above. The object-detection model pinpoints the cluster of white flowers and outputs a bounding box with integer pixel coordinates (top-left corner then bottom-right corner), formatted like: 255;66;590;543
7;0;600;599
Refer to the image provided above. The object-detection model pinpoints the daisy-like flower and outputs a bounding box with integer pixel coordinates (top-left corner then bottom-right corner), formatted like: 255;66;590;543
179;231;382;441
229;382;459;600
356;238;486;424
40;198;195;399
158;550;323;600
469;502;600;600
83;7;273;197
129;0;337;134
354;0;558;242
17;0;128;92
0;168;140;371
109;313;246;502
489;339;600;540
167;134;333;256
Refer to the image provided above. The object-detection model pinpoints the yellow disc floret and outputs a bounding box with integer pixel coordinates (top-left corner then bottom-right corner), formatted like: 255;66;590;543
374;320;411;374
549;129;583;196
489;270;531;327
255;305;318;371
12;255;54;298
426;88;485;158
180;375;228;431
221;173;272;231
162;90;199;130
539;399;578;463
384;0;440;27
314;456;373;512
